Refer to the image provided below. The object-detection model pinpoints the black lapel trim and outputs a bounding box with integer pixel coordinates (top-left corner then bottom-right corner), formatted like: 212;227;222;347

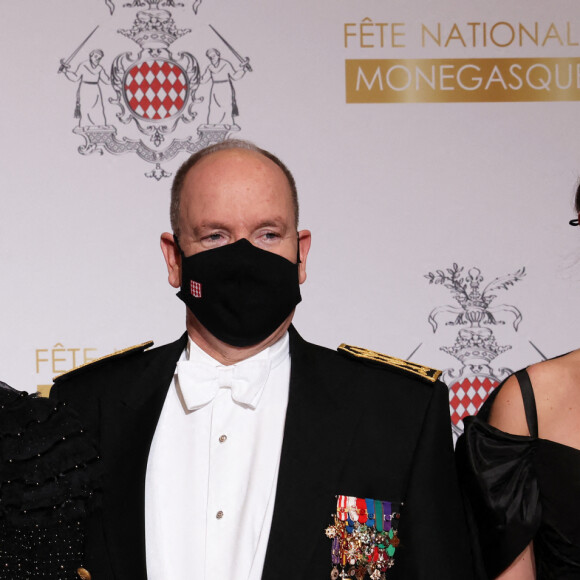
262;327;360;579
102;333;187;579
121;333;188;409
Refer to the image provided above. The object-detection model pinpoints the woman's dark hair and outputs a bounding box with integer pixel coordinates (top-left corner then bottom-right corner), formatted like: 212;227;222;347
569;180;580;226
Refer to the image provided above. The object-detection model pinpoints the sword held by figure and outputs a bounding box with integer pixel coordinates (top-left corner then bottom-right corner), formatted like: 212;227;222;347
58;26;100;73
209;25;252;72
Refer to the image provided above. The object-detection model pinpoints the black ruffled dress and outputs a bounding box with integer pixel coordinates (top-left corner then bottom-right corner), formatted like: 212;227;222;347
0;381;100;579
456;369;580;579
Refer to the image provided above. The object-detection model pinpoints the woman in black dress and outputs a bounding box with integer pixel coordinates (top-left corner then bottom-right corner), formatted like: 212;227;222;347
456;187;580;579
0;381;100;579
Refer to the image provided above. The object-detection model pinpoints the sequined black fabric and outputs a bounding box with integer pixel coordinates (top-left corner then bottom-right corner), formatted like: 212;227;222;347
0;382;101;579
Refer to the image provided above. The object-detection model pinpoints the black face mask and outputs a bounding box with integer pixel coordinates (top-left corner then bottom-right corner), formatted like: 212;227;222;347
176;238;302;347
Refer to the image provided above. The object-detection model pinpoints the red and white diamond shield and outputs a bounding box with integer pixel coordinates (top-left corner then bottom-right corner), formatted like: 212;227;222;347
124;60;187;120
449;376;498;426
190;280;202;298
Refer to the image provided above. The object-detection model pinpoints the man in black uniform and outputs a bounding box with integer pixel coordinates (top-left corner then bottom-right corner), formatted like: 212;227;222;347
51;140;474;580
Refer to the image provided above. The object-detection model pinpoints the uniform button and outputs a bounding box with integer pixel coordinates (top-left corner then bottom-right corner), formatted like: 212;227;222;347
219;434;227;443
77;568;92;580
216;510;224;519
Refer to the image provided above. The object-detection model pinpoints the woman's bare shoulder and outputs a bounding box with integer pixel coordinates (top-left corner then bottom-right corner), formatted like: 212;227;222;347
527;350;580;399
488;374;530;436
527;349;580;444
486;350;580;440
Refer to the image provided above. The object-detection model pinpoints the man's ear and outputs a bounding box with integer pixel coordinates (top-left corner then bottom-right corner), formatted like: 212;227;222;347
297;229;311;284
160;232;182;289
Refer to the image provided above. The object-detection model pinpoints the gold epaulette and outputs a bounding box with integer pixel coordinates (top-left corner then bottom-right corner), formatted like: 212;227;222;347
338;343;442;383
53;340;154;382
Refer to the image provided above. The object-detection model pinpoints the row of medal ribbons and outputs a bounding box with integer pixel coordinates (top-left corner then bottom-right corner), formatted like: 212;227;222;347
325;495;401;579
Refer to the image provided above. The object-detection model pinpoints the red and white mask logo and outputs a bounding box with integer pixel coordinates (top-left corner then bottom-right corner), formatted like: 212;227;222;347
190;280;202;298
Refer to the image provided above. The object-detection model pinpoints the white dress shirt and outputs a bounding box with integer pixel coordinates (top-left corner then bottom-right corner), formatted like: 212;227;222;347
145;332;290;580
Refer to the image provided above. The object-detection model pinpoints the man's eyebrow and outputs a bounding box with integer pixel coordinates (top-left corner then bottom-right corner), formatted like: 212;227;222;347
193;222;229;233
191;218;288;235
254;218;286;229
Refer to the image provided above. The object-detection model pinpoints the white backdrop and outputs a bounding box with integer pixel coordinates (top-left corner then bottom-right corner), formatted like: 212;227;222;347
1;0;579;436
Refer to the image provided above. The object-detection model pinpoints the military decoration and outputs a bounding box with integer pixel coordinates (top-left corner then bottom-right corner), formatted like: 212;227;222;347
325;495;401;579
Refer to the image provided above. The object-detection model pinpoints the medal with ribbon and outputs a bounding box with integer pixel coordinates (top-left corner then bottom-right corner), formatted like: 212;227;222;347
325;495;402;580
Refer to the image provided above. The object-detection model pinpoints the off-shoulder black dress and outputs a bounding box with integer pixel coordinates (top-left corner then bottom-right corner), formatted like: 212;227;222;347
456;369;580;579
0;381;100;579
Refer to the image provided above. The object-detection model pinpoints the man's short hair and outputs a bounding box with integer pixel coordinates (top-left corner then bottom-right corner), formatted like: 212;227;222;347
170;139;299;235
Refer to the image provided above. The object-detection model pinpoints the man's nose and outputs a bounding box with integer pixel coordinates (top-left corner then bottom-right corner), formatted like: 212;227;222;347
231;235;252;245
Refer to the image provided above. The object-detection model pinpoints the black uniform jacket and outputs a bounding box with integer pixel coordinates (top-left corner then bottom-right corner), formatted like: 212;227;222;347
50;327;475;580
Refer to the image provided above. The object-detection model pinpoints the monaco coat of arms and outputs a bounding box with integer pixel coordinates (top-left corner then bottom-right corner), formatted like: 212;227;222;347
59;0;251;179
424;263;530;438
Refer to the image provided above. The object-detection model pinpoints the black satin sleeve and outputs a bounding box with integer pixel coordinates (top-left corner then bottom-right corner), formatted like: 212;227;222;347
456;414;541;579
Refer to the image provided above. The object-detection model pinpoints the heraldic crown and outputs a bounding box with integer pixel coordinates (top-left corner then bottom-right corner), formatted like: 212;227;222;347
119;3;191;49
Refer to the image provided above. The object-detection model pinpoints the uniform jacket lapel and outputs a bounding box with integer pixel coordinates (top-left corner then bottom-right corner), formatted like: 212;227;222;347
101;333;188;580
262;327;359;579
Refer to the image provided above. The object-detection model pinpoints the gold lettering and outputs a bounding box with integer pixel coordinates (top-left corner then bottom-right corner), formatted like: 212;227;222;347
51;343;67;375
466;22;481;47
344;23;357;48
376;22;389;47
490;22;515;47
68;348;81;369
345;20;404;49
519;22;539;46
391;23;406;47
415;21;576;49
345;58;580;104
35;349;48;373
83;348;97;364
542;23;564;47
567;22;579;46
360;17;374;48
445;23;466;47
422;23;441;47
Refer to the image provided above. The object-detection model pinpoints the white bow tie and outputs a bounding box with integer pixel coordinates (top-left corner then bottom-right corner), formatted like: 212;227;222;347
176;358;271;411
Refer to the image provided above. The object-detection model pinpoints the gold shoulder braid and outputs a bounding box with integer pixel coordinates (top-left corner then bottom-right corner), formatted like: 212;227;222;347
53;341;154;382
338;343;442;383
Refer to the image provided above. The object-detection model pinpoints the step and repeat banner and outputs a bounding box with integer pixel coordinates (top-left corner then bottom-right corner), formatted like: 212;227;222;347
1;0;579;439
